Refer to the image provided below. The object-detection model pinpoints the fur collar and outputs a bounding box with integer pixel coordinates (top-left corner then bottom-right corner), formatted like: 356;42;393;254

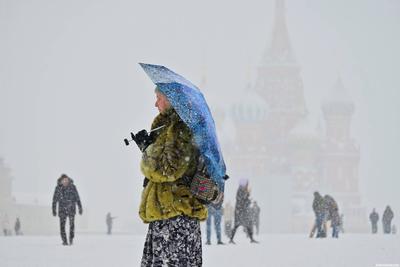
151;108;181;129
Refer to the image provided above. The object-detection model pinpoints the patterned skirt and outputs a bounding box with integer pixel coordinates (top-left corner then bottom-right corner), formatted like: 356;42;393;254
141;215;202;267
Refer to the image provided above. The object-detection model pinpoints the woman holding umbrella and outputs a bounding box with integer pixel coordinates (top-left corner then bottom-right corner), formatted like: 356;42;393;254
135;63;227;266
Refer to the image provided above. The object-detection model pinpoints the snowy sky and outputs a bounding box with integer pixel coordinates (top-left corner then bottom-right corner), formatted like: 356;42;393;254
0;0;399;231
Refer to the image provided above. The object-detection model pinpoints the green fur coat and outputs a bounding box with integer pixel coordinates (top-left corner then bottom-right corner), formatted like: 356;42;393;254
139;108;207;223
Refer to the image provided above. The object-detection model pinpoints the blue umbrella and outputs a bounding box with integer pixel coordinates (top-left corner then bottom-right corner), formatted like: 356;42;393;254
139;63;226;191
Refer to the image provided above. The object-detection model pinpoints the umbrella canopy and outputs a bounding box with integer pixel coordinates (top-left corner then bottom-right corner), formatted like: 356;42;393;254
139;63;226;190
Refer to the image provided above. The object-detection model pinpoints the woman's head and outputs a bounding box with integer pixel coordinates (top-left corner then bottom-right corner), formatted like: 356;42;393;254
154;88;171;113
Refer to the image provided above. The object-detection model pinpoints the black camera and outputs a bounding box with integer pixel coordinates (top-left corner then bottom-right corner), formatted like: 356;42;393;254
124;125;166;152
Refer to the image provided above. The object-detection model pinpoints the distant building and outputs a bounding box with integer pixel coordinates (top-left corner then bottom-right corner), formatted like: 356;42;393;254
224;0;367;233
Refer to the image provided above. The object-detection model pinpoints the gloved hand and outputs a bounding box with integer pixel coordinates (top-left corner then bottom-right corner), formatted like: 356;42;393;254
79;208;83;215
133;129;153;152
53;210;57;217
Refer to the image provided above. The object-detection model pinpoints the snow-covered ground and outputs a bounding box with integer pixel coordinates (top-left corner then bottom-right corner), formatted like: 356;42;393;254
0;233;399;267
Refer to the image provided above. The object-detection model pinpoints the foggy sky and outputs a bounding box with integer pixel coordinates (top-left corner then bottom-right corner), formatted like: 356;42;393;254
1;0;399;231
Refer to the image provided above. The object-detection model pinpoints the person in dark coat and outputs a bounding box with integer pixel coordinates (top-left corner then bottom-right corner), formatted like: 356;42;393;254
52;174;83;245
14;217;21;235
382;205;394;234
324;195;340;238
229;179;258;244
330;211;340;238
106;212;117;235
369;208;379;234
310;191;326;238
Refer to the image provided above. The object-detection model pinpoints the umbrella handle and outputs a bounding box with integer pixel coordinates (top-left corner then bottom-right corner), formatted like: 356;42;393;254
149;125;166;133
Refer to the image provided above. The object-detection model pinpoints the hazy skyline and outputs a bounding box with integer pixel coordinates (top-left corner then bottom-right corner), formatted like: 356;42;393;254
1;0;399;231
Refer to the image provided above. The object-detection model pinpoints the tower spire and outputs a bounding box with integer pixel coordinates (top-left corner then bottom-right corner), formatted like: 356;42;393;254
323;76;354;106
262;0;296;65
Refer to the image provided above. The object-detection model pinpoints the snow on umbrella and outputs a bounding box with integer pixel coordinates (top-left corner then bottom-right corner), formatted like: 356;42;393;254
139;63;226;190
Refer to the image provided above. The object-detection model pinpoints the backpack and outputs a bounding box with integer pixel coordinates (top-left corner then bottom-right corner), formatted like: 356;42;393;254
189;157;225;205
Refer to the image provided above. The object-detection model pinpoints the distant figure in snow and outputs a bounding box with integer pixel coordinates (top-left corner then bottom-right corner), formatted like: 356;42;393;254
369;208;379;234
52;174;83;245
14;217;21;235
1;213;11;236
229;179;258;244
392;225;397;235
324;195;340;238
310;191;326;238
106;212;117;235
223;201;234;239
250;201;260;235
382;205;394;234
206;201;224;245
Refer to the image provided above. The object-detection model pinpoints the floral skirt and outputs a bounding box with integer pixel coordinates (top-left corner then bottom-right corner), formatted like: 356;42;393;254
141;216;202;267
